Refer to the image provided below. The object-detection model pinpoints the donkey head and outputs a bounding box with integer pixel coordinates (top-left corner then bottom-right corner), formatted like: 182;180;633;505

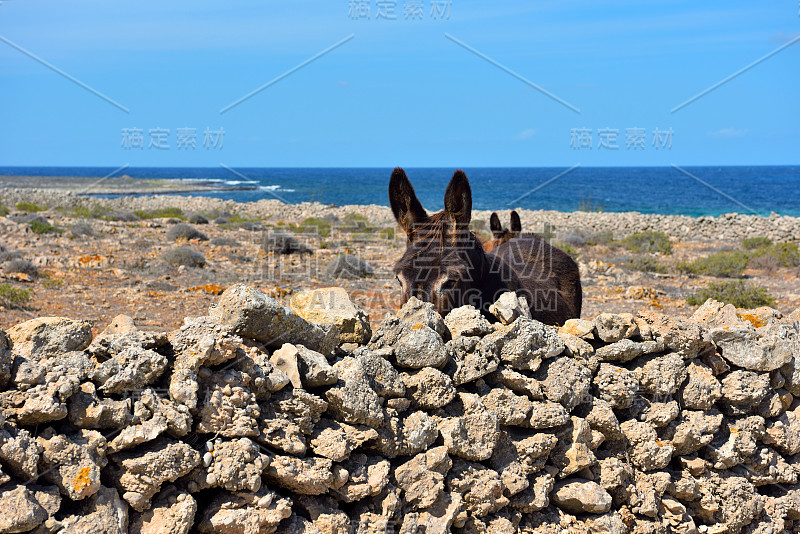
389;167;485;316
487;210;522;250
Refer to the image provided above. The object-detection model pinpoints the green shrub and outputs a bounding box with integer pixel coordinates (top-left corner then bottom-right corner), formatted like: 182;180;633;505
298;217;332;237
379;228;396;240
342;213;372;232
686;280;775;308
578;194;604;213
748;242;800;268
622;231;672;255
28;221;63;235
678;249;750;278
627;255;668;274
162;247;206;267
585;231;616;246
134;207;185;220
557;244;578;259
742;237;772;250
0;203;8;216
16;201;44;213
0;283;31;308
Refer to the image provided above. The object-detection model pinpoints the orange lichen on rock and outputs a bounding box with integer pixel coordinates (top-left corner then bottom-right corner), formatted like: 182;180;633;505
737;313;766;328
189;283;226;295
73;466;93;495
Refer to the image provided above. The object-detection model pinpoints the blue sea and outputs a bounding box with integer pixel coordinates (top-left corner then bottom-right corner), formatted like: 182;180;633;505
1;166;799;217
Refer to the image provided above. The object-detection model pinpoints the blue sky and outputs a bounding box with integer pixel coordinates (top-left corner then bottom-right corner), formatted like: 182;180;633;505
0;0;798;167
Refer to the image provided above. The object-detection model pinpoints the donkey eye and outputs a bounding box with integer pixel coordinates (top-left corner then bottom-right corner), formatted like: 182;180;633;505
441;279;457;291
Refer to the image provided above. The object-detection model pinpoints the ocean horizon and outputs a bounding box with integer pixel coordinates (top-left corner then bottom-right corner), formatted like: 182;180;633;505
1;165;798;218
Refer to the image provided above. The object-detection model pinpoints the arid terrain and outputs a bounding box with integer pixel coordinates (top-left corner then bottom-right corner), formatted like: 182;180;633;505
0;181;799;336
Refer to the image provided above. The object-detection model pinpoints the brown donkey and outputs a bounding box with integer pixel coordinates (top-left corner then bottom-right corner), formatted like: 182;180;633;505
389;168;582;326
484;210;522;252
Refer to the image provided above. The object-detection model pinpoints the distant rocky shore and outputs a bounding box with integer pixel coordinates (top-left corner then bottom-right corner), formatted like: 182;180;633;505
1;185;798;243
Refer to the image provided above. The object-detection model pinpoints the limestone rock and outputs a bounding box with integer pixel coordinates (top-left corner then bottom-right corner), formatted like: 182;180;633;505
711;323;798;372
290;287;372;345
394;446;452;509
594;313;639;343
484;318;564;371
37;428;108;501
196;488;292;534
258;389;327;456
185;438;265;493
444;305;493;337
402;367;456;410
594;363;639;409
446;459;508;517
309;418;378;462
6;317;92;360
537;356;592;411
552;479;612;514
437;392;499;461
620;420;674;471
395;296;449;340
263;455;337;495
489;291;531;325
129;486;196;534
680;360;722;410
210;284;338;355
369;317;447;369
0;484;49;533
371;409;438;458
444;335;500;386
330;454;390;503
110;437;201;512
59;486;129;534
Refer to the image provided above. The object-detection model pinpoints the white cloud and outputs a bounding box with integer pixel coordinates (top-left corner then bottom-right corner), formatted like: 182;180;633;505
515;128;536;140
708;128;748;139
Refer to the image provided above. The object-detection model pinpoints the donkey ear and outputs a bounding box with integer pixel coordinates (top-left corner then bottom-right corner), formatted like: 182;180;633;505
443;170;472;226
389;167;428;237
510;210;522;235
489;212;502;236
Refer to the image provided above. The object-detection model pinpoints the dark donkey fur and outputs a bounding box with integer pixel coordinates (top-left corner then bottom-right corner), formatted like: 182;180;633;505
389;168;582;326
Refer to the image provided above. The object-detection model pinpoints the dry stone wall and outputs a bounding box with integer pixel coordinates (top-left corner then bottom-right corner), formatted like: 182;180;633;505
1;284;800;534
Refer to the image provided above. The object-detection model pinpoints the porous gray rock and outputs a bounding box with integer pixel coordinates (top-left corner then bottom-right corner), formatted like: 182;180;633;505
0;423;41;480
480;387;534;427
369;317;447;369
290;287;372;345
444;305;493;337
537;356;592;411
631;352;687;397
0;484;50;533
330;453;389;503
666;409;725;456
210;284;338;355
444;335;500;386
263;455;338;495
395;296;449;339
446;459;509;518
594;363;639;409
309;418;378;462
394;446;452;509
721;369;771;406
620;420;674;471
110;437;201;512
484;318;564;371
325;253;373;279
552;479;612;514
91;345;168;395
711;323;798;372
371;408;438;458
185;438;265;493
527;400;570;430
258;389;328;456
594;313;639;343
196;488;292;534
489;431;556;496
37;428;108;501
68;382;133;430
402;367;456;410
6;316;92;360
59;486;129;534
129;486;196;534
680;360;722;410
489;291;531;325
437;392;499;461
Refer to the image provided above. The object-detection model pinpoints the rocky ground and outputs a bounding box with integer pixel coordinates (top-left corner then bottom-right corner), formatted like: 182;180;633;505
1;284;800;533
0;187;798;335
